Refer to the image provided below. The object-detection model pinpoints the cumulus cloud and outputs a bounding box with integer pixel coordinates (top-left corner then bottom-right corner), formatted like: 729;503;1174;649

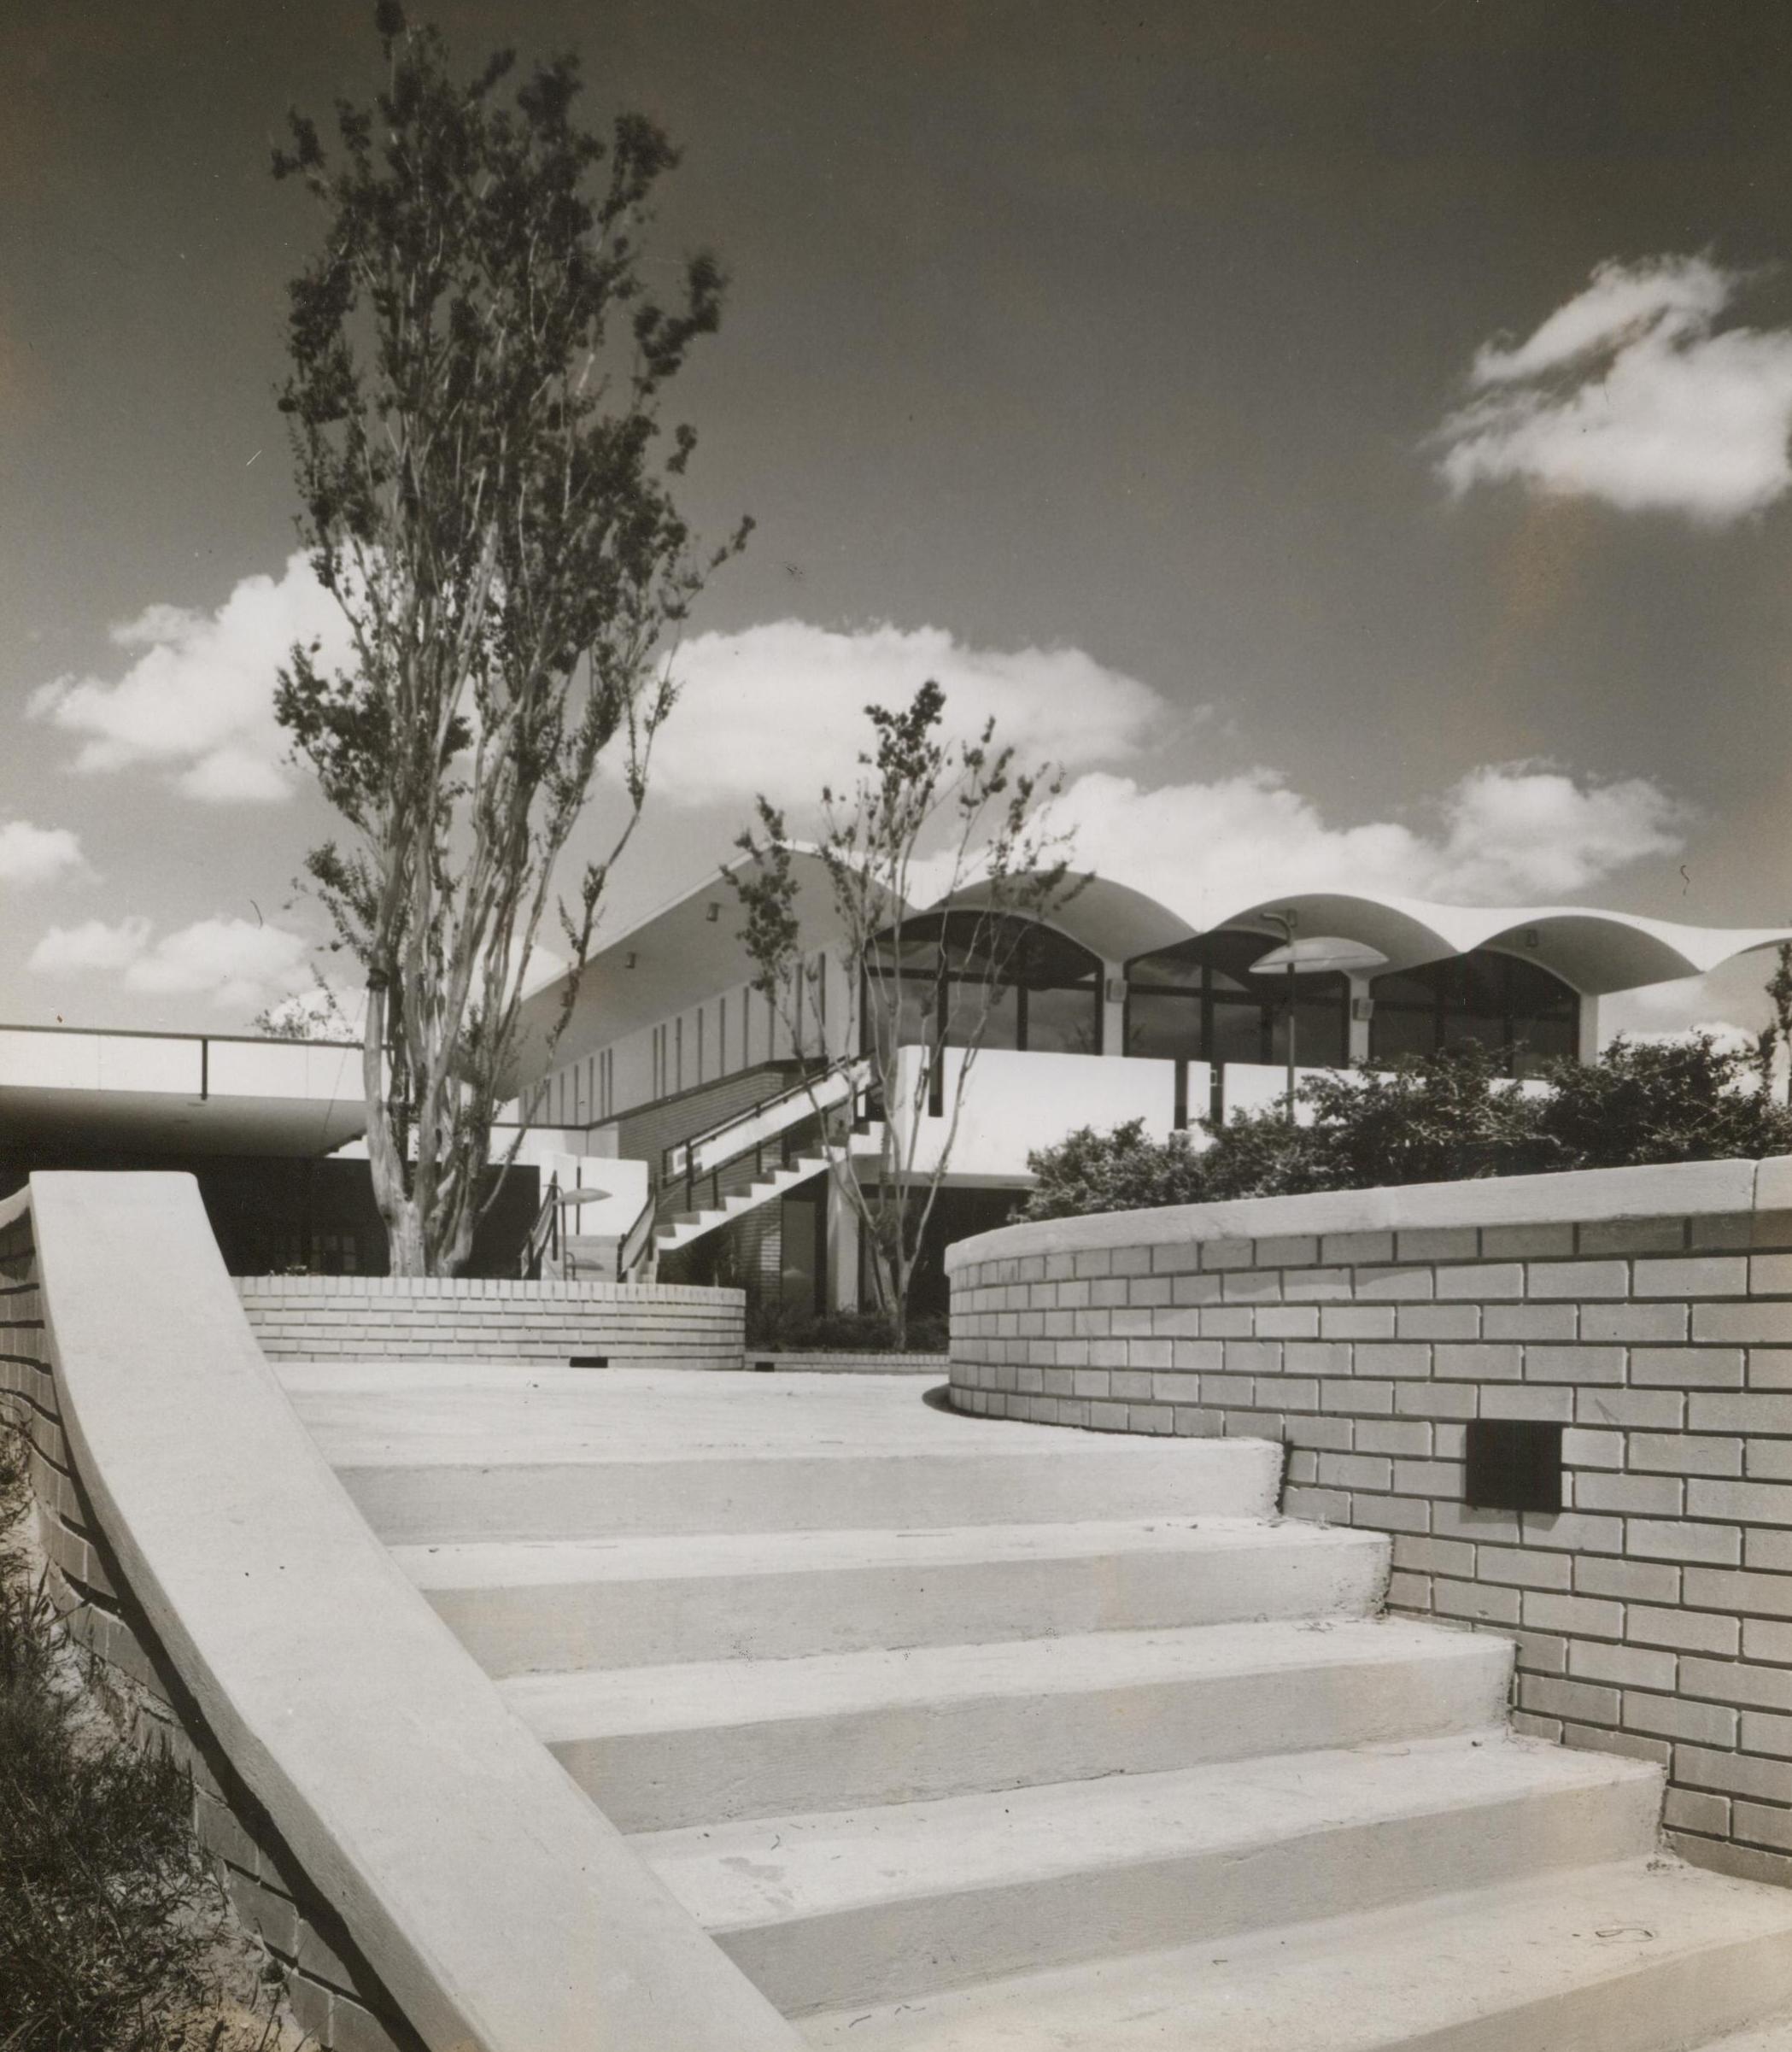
28;915;313;1011
648;620;1162;808
29;917;153;974
1033;761;1686;927
1435;255;1792;524
26;553;349;802
0;818;85;886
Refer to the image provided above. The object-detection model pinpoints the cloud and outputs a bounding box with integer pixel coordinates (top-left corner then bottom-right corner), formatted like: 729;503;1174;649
0;818;85;886
28;917;152;974
647;620;1162;808
28;914;313;1011
26;553;349;802
1435;255;1792;524
1032;761;1686;927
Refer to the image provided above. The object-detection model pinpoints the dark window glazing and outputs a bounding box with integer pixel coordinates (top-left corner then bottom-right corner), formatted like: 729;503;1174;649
1368;950;1578;1073
864;912;1102;1058
1124;929;1349;1068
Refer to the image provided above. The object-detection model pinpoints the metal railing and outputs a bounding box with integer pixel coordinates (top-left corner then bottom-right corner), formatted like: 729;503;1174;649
614;1187;658;1281
518;1173;560;1280
662;1058;865;1219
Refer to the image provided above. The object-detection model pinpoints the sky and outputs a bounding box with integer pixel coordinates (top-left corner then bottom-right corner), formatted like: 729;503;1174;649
6;0;1792;1041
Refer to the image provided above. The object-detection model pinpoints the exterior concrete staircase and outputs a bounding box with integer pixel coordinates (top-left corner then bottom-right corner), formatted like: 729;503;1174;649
653;1146;835;1259
282;1363;1792;2052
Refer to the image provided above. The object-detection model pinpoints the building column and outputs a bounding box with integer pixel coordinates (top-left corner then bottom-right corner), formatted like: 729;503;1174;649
825;1175;861;1314
1347;976;1374;1065
1577;994;1601;1065
1102;962;1127;1057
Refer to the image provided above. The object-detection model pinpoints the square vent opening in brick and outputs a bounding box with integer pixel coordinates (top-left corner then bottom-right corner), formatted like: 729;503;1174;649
1463;1418;1563;1515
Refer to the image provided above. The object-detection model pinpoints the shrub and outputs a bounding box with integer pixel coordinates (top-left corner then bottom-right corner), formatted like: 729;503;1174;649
1020;1118;1211;1222
1022;1035;1792;1220
743;1303;949;1354
0;1427;286;2051
1533;1033;1792;1169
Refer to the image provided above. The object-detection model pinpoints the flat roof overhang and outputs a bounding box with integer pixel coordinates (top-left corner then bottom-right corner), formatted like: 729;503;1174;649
0;1028;367;1159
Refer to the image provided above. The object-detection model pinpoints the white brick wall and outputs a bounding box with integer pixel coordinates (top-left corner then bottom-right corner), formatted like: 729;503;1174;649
236;1274;745;1369
946;1157;1792;1889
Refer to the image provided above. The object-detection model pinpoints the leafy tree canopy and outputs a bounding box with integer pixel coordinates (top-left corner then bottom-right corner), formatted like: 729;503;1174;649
272;4;745;1273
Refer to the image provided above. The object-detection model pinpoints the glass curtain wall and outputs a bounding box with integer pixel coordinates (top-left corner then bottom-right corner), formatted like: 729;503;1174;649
1124;929;1349;1067
862;912;1103;1058
1368;950;1578;1072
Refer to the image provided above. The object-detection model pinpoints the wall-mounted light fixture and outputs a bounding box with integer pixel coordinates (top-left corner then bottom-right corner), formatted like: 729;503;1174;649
1524;928;1541;949
706;902;721;923
624;952;638;970
1104;976;1127;1005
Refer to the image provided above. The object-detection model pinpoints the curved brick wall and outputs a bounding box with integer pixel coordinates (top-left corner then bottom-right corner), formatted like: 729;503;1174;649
237;1274;745;1369
946;1156;1792;1890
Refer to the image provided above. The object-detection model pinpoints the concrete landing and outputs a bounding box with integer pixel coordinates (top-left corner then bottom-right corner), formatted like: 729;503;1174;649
278;1362;1226;1464
282;1363;1282;1541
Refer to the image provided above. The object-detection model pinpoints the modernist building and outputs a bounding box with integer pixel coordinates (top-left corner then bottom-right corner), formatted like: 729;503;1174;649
511;863;1792;1322
3;864;1786;1297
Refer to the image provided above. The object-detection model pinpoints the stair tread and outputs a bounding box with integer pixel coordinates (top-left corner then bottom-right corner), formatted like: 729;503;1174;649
288;1367;1280;1468
798;1857;1792;2051
391;1514;1383;1591
635;1728;1656;1933
500;1614;1503;1740
1696;2016;1792;2051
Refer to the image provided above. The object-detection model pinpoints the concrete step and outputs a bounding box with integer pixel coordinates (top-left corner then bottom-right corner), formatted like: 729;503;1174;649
798;1856;1792;2052
392;1516;1390;1674
1694;2015;1792;2051
637;1732;1660;2017
499;1615;1512;1831
656;1158;830;1247
333;1437;1284;1544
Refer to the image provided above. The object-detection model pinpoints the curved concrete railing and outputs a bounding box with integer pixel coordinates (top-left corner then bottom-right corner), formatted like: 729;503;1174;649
1;1173;800;2052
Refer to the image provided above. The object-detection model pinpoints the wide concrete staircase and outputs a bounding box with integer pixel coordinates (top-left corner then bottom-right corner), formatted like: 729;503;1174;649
284;1363;1792;2051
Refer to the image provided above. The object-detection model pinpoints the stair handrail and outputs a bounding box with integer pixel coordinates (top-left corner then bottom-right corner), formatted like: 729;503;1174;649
662;1057;868;1220
518;1171;560;1281
614;1185;657;1282
664;1056;864;1187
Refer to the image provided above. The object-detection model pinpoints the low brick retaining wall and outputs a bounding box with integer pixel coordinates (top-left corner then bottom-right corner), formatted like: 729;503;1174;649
744;1351;950;1375
946;1156;1792;1888
3;1199;413;2050
237;1275;744;1369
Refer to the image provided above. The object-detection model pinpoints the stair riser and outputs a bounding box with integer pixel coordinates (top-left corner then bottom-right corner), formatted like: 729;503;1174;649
550;1641;1513;1830
422;1536;1389;1675
1380;1924;1792;2052
701;1774;1662;2017
338;1441;1284;1543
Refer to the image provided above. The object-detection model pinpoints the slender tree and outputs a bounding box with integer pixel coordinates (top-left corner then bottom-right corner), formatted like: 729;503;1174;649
1766;941;1792;1105
729;683;1079;1348
272;5;746;1274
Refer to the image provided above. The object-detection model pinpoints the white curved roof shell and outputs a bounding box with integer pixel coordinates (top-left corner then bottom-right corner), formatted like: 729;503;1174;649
930;875;1792;997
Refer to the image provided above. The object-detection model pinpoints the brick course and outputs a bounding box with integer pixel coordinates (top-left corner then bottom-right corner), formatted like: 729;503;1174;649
2;1209;413;2051
947;1156;1792;1888
237;1273;744;1369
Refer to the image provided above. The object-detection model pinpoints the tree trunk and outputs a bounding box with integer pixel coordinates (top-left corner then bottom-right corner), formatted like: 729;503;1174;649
362;981;432;1275
384;1199;429;1278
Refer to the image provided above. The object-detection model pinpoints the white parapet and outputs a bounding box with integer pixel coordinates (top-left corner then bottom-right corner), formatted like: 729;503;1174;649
18;1171;802;2052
